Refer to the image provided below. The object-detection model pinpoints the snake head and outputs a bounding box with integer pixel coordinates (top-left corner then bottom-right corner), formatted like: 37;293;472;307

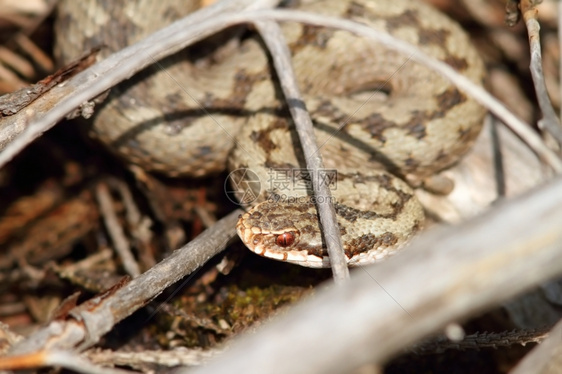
236;200;333;268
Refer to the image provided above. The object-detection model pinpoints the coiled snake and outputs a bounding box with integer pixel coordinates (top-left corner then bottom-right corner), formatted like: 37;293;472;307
55;0;486;268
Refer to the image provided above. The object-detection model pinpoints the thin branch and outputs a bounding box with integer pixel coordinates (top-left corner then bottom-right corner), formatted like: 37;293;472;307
254;20;349;282
188;174;562;374
521;0;562;144
46;351;135;374
84;348;219;368
95;182;140;278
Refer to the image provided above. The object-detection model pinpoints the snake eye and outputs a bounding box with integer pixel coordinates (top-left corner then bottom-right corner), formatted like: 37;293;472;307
276;232;295;247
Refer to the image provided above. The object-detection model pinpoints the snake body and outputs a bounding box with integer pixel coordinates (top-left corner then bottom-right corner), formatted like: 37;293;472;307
55;0;486;267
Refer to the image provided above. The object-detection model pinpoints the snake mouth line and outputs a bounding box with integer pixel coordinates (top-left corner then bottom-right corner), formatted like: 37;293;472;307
248;243;396;268
254;246;331;269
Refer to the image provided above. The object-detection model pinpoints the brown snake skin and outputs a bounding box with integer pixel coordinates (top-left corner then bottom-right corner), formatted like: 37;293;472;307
55;0;487;267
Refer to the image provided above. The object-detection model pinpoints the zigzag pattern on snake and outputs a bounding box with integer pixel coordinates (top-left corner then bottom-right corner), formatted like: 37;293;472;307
55;0;486;267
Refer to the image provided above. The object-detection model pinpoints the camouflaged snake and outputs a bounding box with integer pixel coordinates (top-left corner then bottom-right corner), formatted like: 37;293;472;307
55;0;486;267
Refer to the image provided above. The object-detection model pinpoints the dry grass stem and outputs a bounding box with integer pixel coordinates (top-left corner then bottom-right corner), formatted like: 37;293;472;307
95;182;140;278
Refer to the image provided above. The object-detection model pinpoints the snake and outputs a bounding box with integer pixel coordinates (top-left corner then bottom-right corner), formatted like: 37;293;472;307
55;0;486;268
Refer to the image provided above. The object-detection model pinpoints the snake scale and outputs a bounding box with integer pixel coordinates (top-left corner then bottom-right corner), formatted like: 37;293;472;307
55;0;486;268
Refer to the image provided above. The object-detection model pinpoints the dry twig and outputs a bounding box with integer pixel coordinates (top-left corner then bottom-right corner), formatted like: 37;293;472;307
84;348;218;369
95;182;140;278
254;20;349;282
520;0;562;144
